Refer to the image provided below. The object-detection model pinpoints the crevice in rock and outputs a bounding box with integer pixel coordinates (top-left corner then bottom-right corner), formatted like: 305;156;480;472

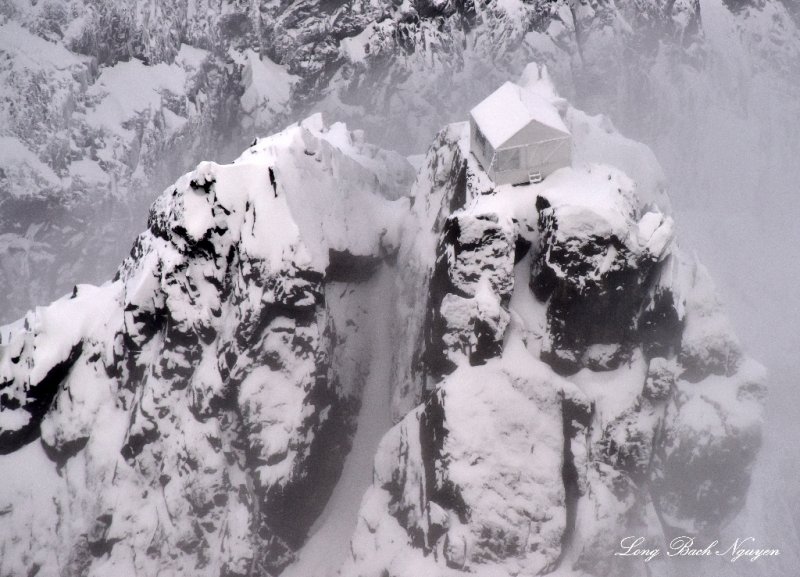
556;393;591;569
450;161;468;216
418;390;469;550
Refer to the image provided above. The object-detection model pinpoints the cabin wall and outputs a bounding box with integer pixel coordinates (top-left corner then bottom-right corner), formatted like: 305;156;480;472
469;117;495;176
529;136;571;177
491;167;534;186
505;121;567;149
470;117;572;186
492;136;572;185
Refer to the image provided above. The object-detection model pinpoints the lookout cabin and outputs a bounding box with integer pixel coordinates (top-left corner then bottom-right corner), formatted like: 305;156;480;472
470;81;572;185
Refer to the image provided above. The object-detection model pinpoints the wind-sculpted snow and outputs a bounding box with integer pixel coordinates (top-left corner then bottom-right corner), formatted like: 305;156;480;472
0;117;412;577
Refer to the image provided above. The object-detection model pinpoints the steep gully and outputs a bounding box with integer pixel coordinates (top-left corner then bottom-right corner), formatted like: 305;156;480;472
282;266;396;577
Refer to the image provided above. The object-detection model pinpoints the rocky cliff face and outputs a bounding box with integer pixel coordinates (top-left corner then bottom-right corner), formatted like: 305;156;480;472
0;66;768;577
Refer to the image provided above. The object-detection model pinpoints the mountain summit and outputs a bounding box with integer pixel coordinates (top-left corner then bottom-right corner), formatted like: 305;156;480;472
0;70;765;577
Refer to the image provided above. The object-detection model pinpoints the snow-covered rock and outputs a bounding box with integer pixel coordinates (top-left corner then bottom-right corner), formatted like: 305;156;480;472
0;62;768;577
1;0;798;328
343;346;569;577
427;212;516;377
530;165;676;374
342;70;766;577
0;116;411;577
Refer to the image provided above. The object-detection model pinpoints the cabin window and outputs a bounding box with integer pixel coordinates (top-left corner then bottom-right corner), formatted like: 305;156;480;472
497;148;522;172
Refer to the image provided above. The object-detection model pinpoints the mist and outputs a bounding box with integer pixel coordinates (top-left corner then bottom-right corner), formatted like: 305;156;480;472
1;0;798;575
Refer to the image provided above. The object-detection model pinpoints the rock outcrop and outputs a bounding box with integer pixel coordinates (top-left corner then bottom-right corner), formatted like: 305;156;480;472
342;72;766;577
0;71;766;577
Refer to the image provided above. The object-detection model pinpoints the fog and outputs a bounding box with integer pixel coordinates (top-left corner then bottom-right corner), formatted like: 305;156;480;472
271;3;800;567
316;10;800;562
1;0;799;574
578;3;800;571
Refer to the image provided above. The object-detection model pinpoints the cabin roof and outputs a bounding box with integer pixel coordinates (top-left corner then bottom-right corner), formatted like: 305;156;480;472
470;81;570;149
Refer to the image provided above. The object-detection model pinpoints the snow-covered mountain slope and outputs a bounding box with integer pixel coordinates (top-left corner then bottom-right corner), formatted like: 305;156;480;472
1;0;798;327
0;69;765;577
0;16;235;323
338;72;764;577
0;116;412;577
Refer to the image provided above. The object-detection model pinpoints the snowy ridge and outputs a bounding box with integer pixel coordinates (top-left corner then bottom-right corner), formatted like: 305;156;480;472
0;65;767;577
0;0;798;329
0;115;411;577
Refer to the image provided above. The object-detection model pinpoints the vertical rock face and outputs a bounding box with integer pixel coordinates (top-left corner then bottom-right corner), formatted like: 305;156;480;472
343;354;569;577
424;211;516;378
0;117;413;577
530;169;676;375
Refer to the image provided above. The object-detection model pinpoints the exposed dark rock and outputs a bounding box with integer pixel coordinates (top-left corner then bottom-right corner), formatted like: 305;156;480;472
422;211;515;381
326;250;382;283
532;191;674;375
0;342;83;455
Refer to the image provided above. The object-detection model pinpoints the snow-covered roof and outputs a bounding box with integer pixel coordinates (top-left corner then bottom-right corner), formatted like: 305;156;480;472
470;81;570;149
